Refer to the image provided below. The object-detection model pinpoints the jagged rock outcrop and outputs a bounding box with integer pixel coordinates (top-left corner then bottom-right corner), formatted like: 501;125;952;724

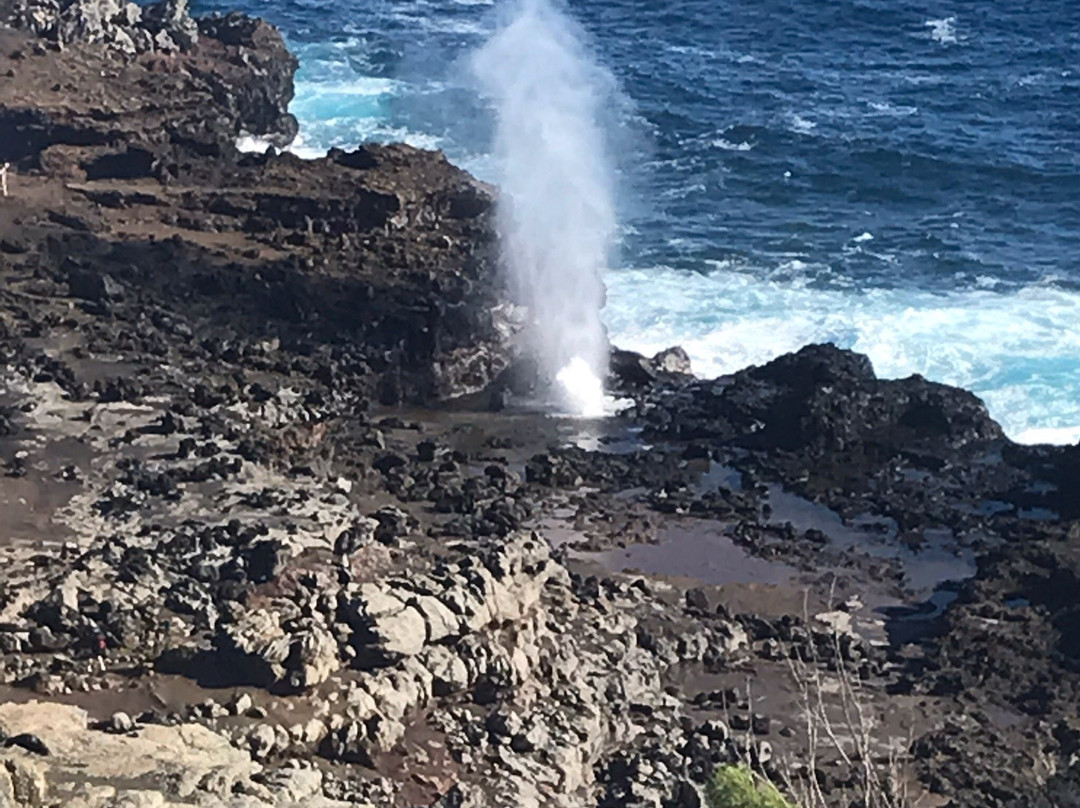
5;0;202;53
313;534;748;799
639;342;1003;455
0;9;512;402
4;0;144;50
208;611;340;692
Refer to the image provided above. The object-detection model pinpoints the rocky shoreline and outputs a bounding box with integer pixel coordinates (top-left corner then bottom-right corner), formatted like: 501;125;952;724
1;4;1079;807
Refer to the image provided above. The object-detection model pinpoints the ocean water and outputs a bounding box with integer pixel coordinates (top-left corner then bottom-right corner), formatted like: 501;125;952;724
194;0;1080;444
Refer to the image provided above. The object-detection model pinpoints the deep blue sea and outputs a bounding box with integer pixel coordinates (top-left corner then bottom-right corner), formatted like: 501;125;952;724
195;0;1080;443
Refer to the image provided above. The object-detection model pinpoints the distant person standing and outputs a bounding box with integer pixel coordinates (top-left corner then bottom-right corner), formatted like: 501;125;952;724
0;163;9;197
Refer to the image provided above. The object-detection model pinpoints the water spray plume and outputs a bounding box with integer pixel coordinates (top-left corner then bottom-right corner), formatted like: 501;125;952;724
472;0;617;416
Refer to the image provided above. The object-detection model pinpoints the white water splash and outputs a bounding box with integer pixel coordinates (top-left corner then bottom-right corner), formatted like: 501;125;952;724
235;132;327;161
554;357;606;418
472;0;617;416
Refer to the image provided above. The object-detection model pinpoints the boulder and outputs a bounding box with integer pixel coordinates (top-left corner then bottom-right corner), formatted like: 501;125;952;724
182;611;341;693
247;724;276;760
2;756;47;805
343;585;427;667
107;712;134;734
372;506;412;545
212;608;291;688
334;517;379;556
609;345;694;392
284;626;339;691
650;346;693;376
423;645;470;696
68;269;123;303
641;343;1004;457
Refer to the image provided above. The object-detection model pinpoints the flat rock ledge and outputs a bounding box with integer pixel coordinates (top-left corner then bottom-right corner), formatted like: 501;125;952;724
0;700;359;807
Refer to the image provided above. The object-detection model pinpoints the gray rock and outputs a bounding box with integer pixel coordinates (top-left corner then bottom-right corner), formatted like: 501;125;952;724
57;0;121;45
118;1;140;25
247;724;276;760
754;740;773;765
198;698;227;719
2;757;47;805
107;24;135;54
108;711;134;733
215;608;291;687
142;0;198;49
413;594;461;644
10;0;187;55
152;28;177;51
334;517;379;556
285;626;339;691
68;268;123;302
372;505;411;544
273;723;291;754
485;709;523;741
424;645;470;696
320;719;374;766
650;346;693;376
697;719;729;743
229;693;253;716
130;26;154;52
344;585;427;665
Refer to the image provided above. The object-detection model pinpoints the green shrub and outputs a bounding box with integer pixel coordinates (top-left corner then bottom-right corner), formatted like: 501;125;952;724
704;765;797;808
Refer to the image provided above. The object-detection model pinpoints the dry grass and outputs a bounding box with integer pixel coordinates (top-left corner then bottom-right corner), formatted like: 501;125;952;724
726;588;917;808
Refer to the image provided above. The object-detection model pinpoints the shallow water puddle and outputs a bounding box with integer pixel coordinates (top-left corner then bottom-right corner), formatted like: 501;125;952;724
590;518;796;587
690;462;743;493
562;420;649;454
762;484;983;643
765;485;977;597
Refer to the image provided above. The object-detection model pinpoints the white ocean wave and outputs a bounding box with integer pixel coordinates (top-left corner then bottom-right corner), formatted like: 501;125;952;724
294;77;404;97
925;16;958;45
789;114;816;134
235;135;277;154
242;119;446;161
1014;426;1080;446
302;120;445;153
235;133;325;160
867;100;918;116
660;182;707;199
712;138;753;151
283;133;329;160
391;12;487;35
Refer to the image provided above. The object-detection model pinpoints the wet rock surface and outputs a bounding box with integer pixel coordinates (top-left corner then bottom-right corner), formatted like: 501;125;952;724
1;9;1079;808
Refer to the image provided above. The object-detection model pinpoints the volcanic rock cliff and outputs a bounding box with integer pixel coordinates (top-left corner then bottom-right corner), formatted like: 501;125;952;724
0;4;513;407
